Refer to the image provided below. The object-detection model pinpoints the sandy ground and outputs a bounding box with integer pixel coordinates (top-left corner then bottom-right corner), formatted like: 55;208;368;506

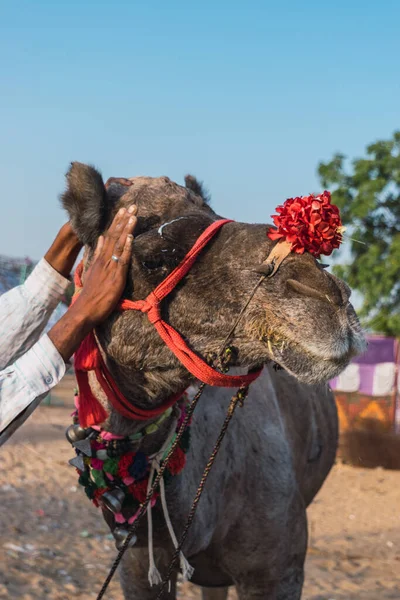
1;375;400;600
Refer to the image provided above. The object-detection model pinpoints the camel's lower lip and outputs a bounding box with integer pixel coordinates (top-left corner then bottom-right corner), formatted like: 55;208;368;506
263;330;365;384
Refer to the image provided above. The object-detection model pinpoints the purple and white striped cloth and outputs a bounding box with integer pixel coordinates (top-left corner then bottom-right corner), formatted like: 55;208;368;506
330;336;398;396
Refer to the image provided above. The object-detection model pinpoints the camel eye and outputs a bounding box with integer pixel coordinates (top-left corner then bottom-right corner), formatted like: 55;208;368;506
141;249;180;272
320;263;330;269
141;257;165;271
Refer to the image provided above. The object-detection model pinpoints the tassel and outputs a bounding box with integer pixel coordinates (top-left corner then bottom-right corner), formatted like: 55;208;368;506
75;371;108;428
156;426;194;583
147;464;163;586
74;332;108;428
148;563;163;587
180;552;194;581
74;332;101;371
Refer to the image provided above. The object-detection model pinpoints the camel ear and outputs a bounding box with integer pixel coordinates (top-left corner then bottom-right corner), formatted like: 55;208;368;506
61;162;109;247
184;174;211;204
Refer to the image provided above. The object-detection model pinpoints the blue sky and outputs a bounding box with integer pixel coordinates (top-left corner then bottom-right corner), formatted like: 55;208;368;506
1;0;399;259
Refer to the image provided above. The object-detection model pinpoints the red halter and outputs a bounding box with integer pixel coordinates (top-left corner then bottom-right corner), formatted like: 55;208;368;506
73;219;262;427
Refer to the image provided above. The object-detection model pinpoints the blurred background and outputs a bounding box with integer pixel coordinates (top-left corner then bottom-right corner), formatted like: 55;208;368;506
1;1;400;599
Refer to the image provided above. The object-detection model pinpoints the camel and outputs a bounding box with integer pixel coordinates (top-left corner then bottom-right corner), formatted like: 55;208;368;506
62;163;365;600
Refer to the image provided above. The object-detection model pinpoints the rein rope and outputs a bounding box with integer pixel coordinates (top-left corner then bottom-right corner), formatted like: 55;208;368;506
96;381;206;599
80;219;270;599
96;291;266;600
89;189;343;598
155;383;249;600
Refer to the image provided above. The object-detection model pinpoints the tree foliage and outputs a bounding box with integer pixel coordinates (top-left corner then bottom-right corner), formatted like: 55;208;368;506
318;131;400;335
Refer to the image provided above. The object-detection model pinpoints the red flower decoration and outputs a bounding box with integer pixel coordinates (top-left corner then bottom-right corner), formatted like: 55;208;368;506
267;191;343;257
117;453;135;479
167;446;186;475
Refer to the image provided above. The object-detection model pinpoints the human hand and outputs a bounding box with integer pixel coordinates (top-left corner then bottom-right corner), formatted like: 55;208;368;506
44;223;82;279
48;204;138;362
72;204;138;326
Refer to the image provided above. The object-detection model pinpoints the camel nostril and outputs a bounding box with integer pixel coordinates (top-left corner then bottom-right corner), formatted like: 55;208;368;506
286;278;336;304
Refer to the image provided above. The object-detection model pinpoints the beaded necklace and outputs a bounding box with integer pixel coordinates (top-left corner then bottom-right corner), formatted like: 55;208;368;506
67;393;191;528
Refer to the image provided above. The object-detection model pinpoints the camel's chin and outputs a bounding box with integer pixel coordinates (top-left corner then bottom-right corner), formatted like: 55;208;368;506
279;358;347;385
264;338;356;385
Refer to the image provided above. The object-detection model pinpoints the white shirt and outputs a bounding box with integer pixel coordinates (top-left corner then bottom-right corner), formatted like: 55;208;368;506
0;259;70;446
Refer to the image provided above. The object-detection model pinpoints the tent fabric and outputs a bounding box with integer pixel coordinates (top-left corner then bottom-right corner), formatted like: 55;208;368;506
352;335;397;365
332;363;360;393
330;336;398;397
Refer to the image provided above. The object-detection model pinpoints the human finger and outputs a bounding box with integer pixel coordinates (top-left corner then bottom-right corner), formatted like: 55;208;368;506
102;207;128;256
107;204;137;237
113;214;138;260
119;234;134;268
93;235;104;261
102;206;138;261
107;207;127;238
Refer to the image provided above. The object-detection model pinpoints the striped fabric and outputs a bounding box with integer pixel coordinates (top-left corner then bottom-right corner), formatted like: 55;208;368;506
330;336;398;397
0;259;70;446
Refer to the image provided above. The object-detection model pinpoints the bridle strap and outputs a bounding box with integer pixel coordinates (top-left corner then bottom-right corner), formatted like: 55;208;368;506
73;218;261;427
122;219;232;311
119;219;261;387
95;346;185;421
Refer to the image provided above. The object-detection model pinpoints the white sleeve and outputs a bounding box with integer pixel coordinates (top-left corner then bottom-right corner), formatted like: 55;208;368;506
0;258;70;369
0;334;66;445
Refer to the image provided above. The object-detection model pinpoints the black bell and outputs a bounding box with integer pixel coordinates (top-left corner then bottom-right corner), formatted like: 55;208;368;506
101;488;126;514
113;526;137;550
65;424;88;444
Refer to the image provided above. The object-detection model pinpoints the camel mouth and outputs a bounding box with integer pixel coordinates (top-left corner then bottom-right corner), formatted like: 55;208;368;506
258;314;366;385
262;338;352;384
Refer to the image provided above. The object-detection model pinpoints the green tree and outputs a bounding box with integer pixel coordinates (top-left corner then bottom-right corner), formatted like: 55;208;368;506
318;131;400;335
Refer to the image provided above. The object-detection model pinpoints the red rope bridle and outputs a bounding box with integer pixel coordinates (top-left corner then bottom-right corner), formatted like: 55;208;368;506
73;219;261;428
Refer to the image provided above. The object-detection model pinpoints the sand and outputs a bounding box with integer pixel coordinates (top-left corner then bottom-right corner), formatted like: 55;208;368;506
1;376;400;599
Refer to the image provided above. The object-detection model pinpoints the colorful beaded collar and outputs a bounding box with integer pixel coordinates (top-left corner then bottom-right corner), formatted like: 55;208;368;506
67;393;191;533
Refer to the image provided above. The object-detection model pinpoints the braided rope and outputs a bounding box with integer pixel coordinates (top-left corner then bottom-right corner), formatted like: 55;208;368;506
95;383;206;600
155;385;250;599
95;272;265;598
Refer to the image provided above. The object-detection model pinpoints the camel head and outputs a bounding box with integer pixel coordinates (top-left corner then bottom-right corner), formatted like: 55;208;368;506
62;162;365;405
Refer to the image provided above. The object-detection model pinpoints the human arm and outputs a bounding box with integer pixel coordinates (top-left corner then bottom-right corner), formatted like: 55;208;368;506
0;177;132;370
0;204;137;445
48;204;137;361
0;335;67;445
0;225;80;370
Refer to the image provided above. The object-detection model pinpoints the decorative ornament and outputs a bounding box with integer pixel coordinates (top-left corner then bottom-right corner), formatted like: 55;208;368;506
103;457;119;476
128;452;148;480
91;469;107;488
65;424;88;444
113;527;138;550
267;191;343;258
68;397;191;528
72;438;92;457
129;479;150;504
117;452;136;479
69;455;85;471
102;488;126;514
167;445;186;475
